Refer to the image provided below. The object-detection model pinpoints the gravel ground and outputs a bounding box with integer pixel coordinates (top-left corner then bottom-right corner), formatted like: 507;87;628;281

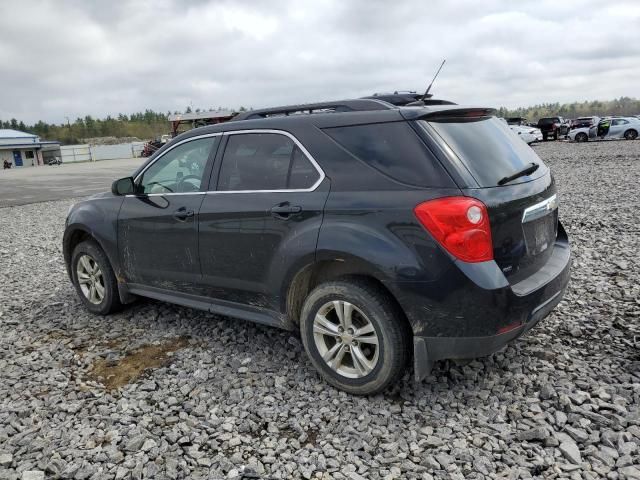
0;140;639;480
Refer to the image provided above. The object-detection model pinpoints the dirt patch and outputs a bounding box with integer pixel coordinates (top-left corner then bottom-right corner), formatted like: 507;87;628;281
88;337;189;390
305;428;319;446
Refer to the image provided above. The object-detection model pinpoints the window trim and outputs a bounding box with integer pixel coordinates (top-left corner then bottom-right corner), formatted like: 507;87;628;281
210;129;325;194
130;133;223;197
129;129;325;197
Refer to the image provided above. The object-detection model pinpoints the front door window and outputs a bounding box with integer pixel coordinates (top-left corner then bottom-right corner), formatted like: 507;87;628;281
139;137;218;194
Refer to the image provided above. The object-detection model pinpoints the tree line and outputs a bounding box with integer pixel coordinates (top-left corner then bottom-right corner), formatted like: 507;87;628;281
1;98;638;145
496;96;640;121
0;110;171;145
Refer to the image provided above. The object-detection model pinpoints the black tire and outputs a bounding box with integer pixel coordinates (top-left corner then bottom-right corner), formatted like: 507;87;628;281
300;280;410;395
575;132;588;143
624;129;638;140
71;240;123;315
542;133;548;142
553;130;559;140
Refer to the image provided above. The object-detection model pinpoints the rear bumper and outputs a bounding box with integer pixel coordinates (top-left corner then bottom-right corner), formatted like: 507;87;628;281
413;280;566;380
386;223;571;381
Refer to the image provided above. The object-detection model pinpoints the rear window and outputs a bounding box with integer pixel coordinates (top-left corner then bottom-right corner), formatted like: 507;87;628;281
323;121;448;187
538;118;558;125
424;116;547;187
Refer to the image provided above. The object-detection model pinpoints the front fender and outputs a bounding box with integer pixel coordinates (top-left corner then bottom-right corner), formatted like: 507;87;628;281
63;195;124;278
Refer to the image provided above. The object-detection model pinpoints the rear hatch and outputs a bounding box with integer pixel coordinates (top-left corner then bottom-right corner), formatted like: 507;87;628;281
420;113;558;284
537;118;558;132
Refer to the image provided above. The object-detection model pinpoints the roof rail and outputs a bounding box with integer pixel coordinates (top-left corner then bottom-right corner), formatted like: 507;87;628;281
231;98;394;121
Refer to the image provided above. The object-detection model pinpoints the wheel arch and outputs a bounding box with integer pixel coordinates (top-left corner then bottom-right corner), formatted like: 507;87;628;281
64;225;97;271
63;224;134;304
284;257;411;336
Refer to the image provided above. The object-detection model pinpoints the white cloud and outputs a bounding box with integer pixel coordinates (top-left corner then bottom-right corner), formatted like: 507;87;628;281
0;0;638;123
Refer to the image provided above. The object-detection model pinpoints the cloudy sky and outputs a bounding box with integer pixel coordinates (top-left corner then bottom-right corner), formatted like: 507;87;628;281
1;0;639;124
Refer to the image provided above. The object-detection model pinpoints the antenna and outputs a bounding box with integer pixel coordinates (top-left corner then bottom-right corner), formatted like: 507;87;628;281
421;59;446;101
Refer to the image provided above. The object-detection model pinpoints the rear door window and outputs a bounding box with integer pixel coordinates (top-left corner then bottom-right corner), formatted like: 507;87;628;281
217;132;320;191
423;116;548;187
323;122;448;187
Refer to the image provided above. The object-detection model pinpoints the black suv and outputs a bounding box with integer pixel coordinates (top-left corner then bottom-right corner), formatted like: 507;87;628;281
64;99;571;394
537;116;569;140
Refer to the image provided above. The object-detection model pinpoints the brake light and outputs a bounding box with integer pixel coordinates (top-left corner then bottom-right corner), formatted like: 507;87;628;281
414;197;493;263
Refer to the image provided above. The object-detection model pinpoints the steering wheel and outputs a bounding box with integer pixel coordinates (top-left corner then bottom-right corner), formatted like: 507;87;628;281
146;181;173;194
179;174;201;192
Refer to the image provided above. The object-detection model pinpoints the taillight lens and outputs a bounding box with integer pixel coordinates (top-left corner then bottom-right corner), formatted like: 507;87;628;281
414;197;493;263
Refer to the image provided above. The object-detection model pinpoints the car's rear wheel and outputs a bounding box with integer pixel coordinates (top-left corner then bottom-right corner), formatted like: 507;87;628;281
624;129;638;140
300;280;410;395
71;240;122;315
575;132;588;142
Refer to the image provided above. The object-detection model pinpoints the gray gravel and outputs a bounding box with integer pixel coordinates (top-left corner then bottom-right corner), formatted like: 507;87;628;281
1;140;639;480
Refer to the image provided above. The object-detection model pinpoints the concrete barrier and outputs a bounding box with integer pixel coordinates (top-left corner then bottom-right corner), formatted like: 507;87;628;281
60;145;91;163
91;144;135;161
58;142;147;163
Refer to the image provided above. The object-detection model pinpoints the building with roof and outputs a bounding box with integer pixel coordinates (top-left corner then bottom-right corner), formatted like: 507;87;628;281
0;129;60;168
167;110;236;136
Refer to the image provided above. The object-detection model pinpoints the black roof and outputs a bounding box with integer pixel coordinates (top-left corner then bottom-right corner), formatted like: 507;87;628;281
142;102;494;174
231;95;457;123
168;96;490;144
231;99;393;121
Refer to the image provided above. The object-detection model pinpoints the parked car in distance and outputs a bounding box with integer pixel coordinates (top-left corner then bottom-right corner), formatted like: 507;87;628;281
506;117;528;126
571;116;600;130
509;125;543;145
64;99;571;395
568;116;640;142
537;116;568;140
141;139;164;157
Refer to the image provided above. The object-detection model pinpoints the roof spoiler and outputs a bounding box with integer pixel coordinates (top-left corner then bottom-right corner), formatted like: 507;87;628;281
403;107;496;120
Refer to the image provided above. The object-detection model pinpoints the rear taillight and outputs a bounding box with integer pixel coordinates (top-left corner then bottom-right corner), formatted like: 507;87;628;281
414;197;493;263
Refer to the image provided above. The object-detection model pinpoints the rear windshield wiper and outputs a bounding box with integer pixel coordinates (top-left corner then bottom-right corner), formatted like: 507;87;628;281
497;162;539;186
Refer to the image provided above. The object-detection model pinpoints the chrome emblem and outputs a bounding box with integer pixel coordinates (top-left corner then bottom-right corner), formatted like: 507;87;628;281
522;194;558;223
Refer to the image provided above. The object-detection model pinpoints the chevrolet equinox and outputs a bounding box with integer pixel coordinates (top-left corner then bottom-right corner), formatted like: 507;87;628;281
64;99;571;394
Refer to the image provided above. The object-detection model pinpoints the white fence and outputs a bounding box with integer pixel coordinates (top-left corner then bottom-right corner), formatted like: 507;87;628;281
59;142;146;163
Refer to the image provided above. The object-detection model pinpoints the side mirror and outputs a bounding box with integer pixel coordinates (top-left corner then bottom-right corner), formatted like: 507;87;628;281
112;177;135;196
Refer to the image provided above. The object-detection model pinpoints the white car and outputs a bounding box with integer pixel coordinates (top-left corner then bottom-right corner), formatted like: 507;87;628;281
509;125;543;145
568;117;640;142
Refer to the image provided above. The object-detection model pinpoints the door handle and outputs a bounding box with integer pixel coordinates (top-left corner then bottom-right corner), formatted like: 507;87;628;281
173;207;195;221
270;203;302;219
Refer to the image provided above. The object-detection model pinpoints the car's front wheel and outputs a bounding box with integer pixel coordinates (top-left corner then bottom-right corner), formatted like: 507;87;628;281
624;129;638;140
575;132;588;142
71;240;122;315
300;280;410;395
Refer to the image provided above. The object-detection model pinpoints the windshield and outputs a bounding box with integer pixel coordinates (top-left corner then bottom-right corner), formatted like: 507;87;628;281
424;116;548;187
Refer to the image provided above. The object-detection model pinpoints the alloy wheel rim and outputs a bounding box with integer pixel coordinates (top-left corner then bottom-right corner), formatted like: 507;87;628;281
76;254;105;304
312;300;380;379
